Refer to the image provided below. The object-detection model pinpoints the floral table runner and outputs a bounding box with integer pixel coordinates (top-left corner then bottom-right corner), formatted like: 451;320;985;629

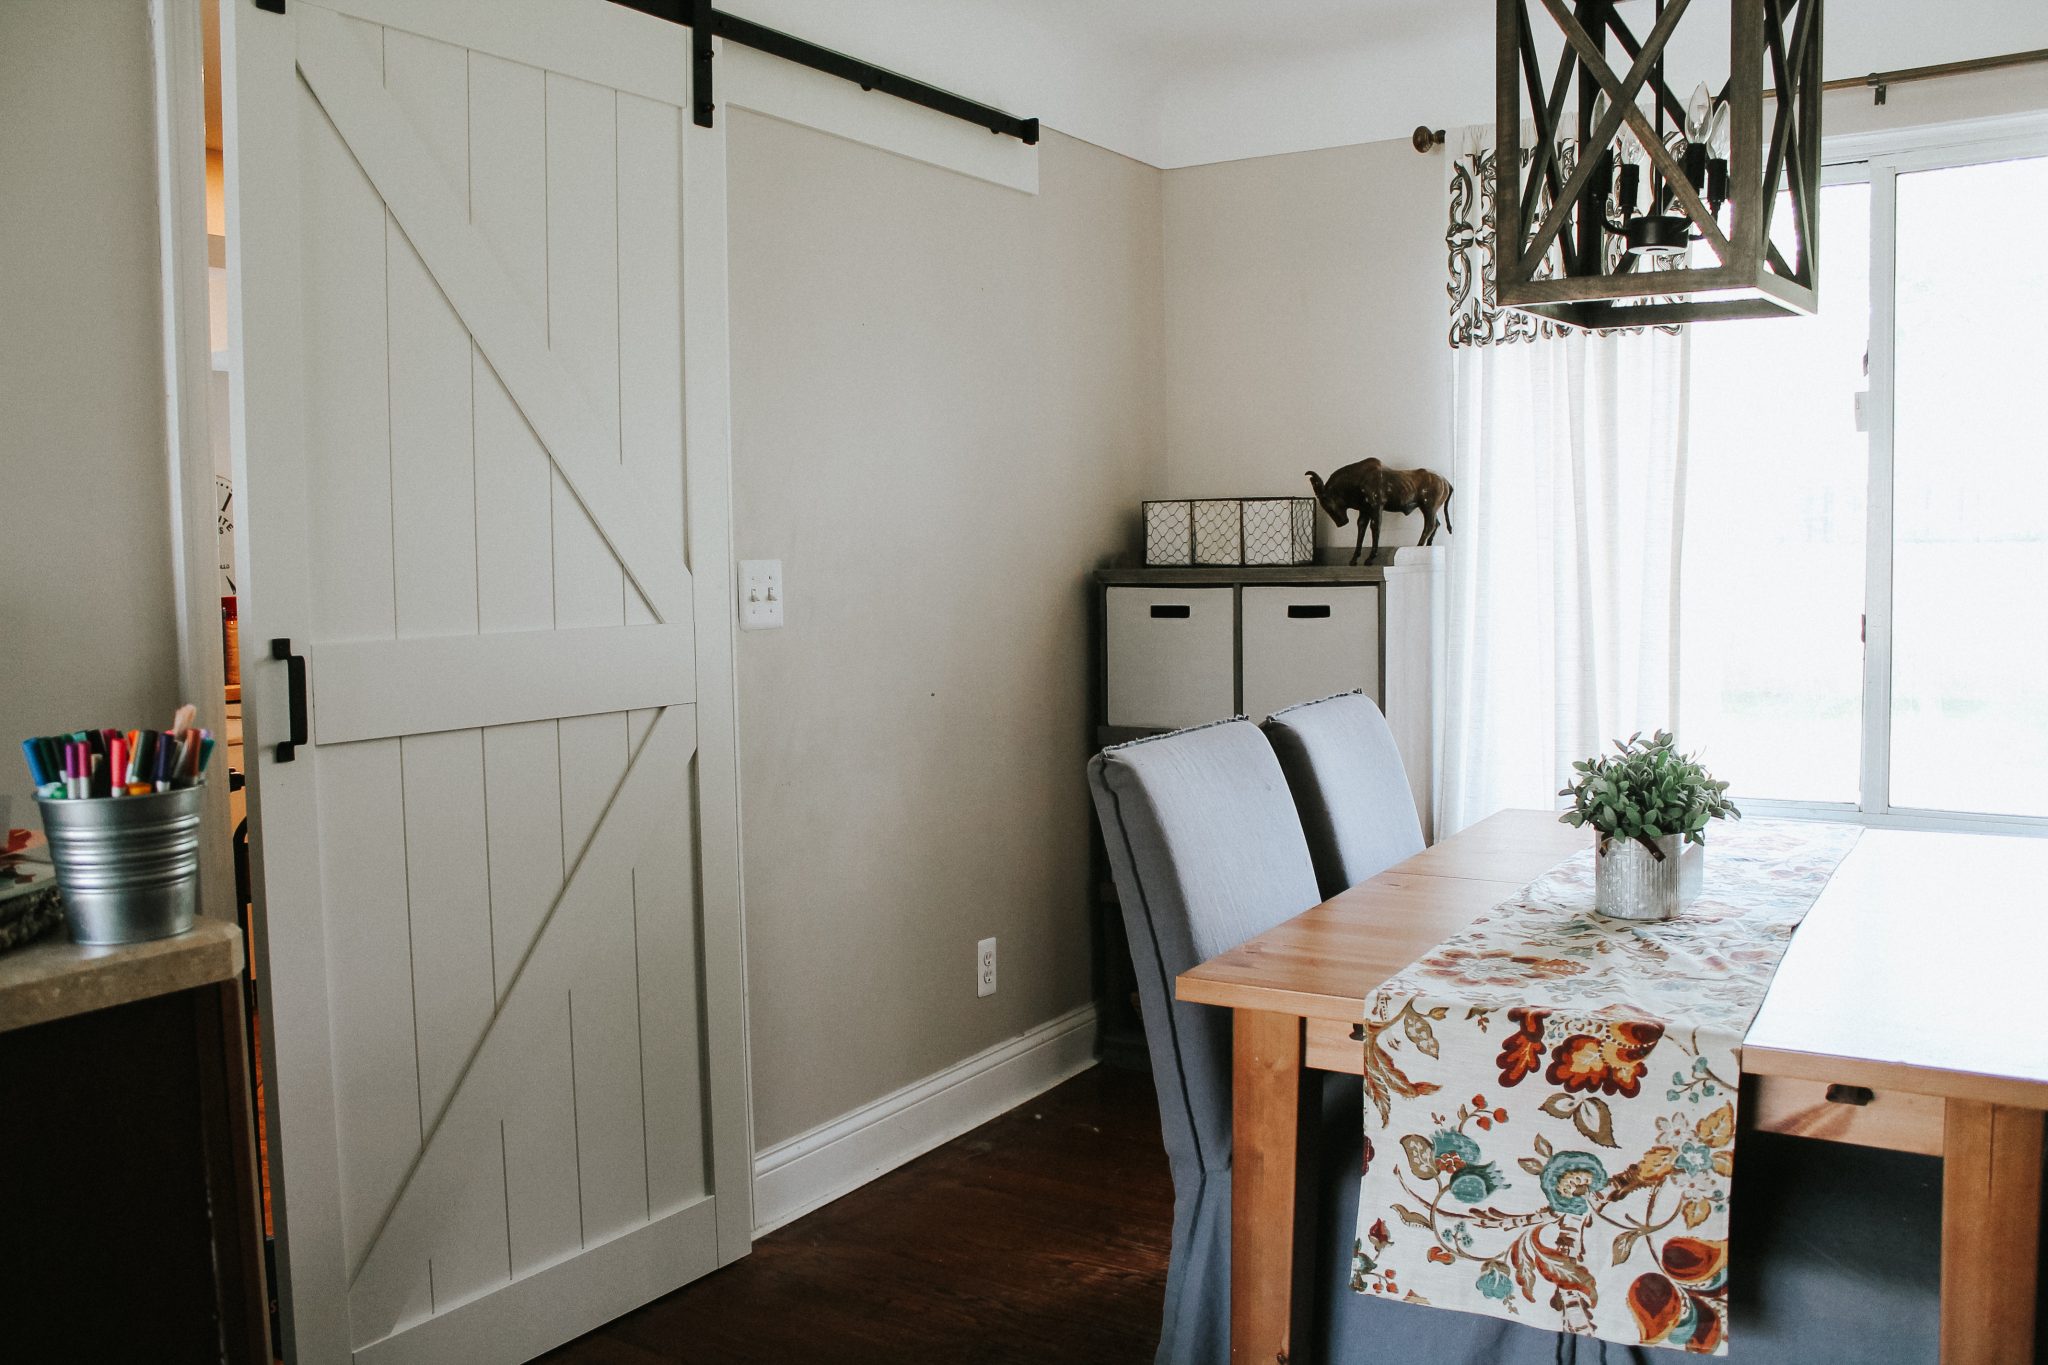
1351;819;1860;1355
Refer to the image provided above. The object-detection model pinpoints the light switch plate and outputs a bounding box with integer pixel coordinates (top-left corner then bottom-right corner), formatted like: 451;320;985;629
739;559;783;630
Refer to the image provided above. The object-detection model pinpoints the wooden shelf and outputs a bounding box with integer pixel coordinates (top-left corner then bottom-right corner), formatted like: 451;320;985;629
1094;546;1442;588
0;918;244;1034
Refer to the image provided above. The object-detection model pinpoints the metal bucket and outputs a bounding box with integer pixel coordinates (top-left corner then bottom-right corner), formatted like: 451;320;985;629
1593;833;1703;922
35;787;202;945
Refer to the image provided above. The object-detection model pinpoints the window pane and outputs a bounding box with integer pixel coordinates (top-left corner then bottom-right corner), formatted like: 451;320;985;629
1890;155;2048;818
1680;182;1870;804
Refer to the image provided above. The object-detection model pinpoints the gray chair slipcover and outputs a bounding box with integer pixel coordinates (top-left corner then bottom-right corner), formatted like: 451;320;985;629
1262;691;1424;900
1089;719;1943;1365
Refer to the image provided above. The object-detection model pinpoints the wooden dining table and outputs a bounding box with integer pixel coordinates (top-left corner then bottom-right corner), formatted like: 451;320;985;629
1175;808;2048;1365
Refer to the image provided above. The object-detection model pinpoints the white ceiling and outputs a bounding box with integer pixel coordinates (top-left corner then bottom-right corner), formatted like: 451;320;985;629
732;1;2048;168
1020;0;1444;65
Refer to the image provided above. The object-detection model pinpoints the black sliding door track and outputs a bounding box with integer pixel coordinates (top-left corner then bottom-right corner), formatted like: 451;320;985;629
608;0;1040;144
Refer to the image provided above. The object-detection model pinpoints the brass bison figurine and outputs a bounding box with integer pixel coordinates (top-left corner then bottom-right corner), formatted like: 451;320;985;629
1306;459;1455;565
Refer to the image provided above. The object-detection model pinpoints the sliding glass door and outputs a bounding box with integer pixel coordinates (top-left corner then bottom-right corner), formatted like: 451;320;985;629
1887;155;2048;819
1681;180;1871;806
1679;123;2048;831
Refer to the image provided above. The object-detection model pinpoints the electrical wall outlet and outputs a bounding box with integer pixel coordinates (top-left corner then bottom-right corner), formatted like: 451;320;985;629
976;937;997;998
738;559;783;630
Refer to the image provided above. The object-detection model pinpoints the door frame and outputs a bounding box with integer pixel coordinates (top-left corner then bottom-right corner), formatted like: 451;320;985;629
147;0;235;929
151;3;754;1359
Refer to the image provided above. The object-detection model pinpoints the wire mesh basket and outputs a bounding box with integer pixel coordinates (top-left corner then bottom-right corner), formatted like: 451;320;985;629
1191;500;1243;564
1143;497;1316;567
1143;501;1194;566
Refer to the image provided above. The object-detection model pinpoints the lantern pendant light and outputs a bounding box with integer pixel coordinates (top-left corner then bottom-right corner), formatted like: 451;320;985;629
1494;0;1823;328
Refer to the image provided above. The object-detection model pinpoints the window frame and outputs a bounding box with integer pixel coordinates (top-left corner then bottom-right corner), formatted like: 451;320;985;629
1740;112;2048;837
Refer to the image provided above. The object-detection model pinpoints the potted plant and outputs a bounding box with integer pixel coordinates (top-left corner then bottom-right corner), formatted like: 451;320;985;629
1558;730;1740;921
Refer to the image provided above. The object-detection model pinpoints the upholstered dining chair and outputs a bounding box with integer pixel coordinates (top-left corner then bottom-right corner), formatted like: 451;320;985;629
1261;691;1424;899
1089;718;1944;1365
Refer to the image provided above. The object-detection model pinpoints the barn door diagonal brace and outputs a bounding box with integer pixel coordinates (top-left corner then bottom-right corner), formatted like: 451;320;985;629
613;0;1040;144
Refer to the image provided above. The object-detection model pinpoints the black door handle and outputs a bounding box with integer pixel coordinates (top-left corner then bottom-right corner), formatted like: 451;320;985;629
270;638;309;762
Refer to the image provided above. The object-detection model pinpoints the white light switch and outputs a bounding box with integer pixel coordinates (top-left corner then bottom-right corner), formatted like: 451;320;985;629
739;559;783;630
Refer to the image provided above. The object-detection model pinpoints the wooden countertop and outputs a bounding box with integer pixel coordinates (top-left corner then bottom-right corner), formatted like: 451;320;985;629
0;919;244;1034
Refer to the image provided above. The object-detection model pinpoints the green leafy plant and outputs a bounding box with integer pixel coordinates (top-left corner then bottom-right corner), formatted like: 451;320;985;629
1558;730;1740;858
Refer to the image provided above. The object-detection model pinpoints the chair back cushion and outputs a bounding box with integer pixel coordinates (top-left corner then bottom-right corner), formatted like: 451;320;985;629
1262;691;1424;900
1088;719;1321;1182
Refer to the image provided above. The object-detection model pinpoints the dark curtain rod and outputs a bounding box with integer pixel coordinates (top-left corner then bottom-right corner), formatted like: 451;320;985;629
1774;46;2048;103
607;0;1040;144
1412;45;2048;149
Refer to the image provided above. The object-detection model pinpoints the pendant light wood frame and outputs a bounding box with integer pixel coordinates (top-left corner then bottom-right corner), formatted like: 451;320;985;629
1495;0;1823;328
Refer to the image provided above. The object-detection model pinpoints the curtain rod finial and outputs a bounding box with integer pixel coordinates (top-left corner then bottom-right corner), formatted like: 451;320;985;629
1414;126;1447;154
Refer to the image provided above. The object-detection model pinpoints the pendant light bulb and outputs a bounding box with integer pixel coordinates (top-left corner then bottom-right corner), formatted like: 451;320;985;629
1707;101;1731;159
1685;81;1713;143
1613;109;1645;167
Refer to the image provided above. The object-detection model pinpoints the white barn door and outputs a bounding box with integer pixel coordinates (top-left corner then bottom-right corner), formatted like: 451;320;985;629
221;1;749;1360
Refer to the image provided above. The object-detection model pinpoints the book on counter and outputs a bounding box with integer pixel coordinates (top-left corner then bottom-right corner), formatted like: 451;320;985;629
1;797;62;952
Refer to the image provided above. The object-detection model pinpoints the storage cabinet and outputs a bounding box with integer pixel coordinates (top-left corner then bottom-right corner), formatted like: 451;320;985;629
1094;553;1440;840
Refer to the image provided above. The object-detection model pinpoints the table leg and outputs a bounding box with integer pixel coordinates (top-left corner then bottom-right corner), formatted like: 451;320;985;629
1233;1009;1307;1365
1940;1099;2043;1365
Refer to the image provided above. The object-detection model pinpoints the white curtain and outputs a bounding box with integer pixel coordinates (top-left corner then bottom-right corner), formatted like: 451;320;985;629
1435;130;1692;837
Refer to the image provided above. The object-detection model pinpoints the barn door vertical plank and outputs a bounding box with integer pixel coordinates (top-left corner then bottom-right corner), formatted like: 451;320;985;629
614;89;704;1210
556;709;647;1242
396;724;503;1307
303;14;396;651
543;70;624;623
545;71;648;1245
382;28;480;642
294;9;431;1331
618;89;685;632
468;52;556;649
633;726;708;1210
316;743;425;1327
467;47;585;1279
377;27;508;1311
674;60;755;1262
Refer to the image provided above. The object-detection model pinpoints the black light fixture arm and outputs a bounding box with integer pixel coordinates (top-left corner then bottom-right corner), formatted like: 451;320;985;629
610;0;1040;144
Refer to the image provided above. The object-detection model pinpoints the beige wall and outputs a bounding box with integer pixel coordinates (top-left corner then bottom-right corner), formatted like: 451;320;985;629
0;1;180;802
727;114;1165;1147
1161;138;1449;552
1822;66;2048;139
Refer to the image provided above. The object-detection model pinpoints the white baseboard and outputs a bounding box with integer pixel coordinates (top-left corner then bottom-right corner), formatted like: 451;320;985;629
750;1002;1101;1236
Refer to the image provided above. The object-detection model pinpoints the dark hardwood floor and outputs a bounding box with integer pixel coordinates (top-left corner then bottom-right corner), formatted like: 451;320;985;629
540;1064;1173;1365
